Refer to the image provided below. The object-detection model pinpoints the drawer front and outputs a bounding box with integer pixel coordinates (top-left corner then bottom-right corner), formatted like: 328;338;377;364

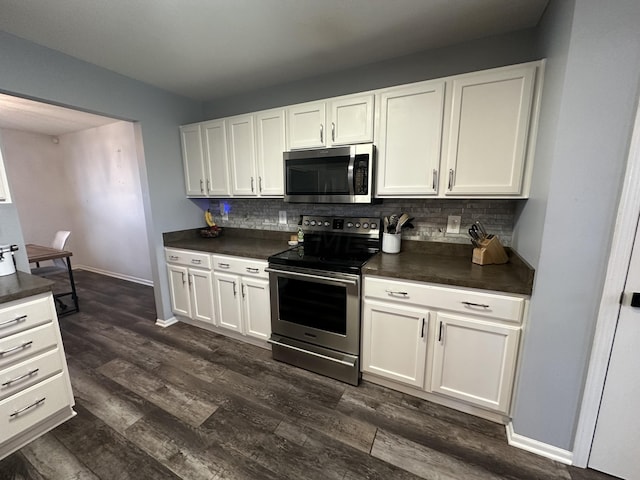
364;277;525;323
0;372;71;443
0;294;54;339
0;323;57;370
0;349;64;401
213;255;268;278
165;248;212;269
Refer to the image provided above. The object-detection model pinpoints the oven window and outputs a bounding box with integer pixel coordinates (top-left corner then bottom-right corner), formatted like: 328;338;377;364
277;277;347;335
286;156;350;195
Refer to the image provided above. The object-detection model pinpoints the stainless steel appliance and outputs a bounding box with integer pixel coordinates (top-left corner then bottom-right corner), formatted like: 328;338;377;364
283;144;375;204
267;215;381;385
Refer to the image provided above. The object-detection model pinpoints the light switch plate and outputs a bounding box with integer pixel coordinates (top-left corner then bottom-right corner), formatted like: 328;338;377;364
279;210;287;225
446;215;461;234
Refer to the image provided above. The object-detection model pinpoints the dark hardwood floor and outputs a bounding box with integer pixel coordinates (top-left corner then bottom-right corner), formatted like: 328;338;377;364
1;270;619;480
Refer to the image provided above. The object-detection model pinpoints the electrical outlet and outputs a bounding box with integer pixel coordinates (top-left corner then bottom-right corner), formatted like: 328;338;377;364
446;215;461;234
279;210;287;225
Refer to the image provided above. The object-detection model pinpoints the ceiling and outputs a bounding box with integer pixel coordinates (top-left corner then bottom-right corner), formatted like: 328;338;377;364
0;0;548;136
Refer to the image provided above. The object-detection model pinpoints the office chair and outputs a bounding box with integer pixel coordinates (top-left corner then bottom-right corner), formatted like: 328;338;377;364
31;230;72;311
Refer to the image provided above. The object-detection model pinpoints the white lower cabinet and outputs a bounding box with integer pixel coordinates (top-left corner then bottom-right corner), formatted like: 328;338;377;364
165;249;215;326
362;276;526;416
213;255;270;341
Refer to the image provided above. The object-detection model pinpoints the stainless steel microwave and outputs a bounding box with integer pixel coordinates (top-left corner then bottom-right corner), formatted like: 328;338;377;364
283;144;375;204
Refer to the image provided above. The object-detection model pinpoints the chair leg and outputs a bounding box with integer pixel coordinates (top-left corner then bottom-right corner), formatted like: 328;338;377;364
55;298;68;311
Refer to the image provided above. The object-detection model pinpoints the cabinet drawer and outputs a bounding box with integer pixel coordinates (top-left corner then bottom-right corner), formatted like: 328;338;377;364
0;349;64;401
0;294;54;339
165;248;212;269
0;323;57;370
213;255;268;278
0;372;71;443
364;277;525;323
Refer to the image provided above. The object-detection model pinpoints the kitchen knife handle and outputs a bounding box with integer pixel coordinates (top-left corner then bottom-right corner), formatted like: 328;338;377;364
320;124;324;143
432;169;438;190
448;169;454;190
331;122;335;142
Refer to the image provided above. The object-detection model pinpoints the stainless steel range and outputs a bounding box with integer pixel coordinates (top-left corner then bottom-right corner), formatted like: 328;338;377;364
267;215;381;385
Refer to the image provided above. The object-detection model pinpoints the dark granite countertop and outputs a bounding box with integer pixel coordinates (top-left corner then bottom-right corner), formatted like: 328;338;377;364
163;227;293;260
362;241;534;295
163;228;534;296
0;271;55;304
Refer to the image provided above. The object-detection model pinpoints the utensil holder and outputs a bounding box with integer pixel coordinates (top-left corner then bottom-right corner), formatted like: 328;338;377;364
472;236;508;265
382;233;401;254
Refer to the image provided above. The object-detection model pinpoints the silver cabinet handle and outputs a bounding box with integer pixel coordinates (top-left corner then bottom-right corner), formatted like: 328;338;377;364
448;169;454;190
200;179;204;193
258;176;262;192
421;318;426;338
385;289;408;297
0;314;27;327
251;177;254;193
438;321;444;342
206;179;211;193
188;274;192;287
462;301;490;309
0;341;33;356
10;397;46;417
320;124;324;143
2;368;39;387
232;281;237;297
191;259;202;264
169;255;179;261
432;169;438;190
241;283;246;298
218;263;230;269
246;267;260;274
331;122;335;142
181;272;186;284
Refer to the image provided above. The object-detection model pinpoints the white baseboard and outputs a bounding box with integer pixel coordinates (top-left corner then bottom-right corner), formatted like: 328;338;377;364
155;317;178;328
75;265;153;286
506;422;573;465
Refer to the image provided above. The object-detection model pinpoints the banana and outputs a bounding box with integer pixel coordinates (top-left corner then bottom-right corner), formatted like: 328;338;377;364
204;209;215;227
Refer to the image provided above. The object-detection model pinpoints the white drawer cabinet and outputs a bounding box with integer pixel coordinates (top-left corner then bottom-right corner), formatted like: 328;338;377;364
362;276;527;417
165;248;215;325
213;254;270;341
0;292;75;460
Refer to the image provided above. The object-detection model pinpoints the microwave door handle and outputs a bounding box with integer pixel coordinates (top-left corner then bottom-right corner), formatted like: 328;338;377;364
347;150;356;196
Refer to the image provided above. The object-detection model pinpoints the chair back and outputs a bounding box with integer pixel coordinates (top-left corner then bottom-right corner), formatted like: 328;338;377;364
51;231;71;269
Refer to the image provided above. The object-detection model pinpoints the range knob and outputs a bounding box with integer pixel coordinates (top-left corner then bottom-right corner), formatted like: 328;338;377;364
370;222;377;229
355;222;361;228
303;220;310;226
363;222;370;229
310;220;316;226
346;222;354;228
324;221;330;227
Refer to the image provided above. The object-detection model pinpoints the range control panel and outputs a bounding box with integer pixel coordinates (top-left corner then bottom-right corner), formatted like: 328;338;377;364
300;215;380;236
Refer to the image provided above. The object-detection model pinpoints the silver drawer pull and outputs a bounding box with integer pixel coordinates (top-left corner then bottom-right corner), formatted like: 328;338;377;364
0;341;33;356
191;259;202;264
169;255;179;261
246;267;260;273
2;368;39;387
9;397;46;417
218;263;230;269
386;289;408;297
462;301;490;309
0;314;27;327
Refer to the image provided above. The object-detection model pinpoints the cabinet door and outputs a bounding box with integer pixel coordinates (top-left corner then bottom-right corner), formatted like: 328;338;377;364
241;277;271;340
228;115;258;196
213;272;243;333
362;300;430;388
376;81;445;196
202;119;231;196
167;265;191;318
430;312;520;413
329;94;374;145
255;109;286;196
287;102;326;149
189;268;215;325
180;124;206;196
444;65;535;195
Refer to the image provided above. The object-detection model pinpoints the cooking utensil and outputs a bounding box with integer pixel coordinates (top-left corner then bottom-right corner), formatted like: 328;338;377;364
384;216;389;232
396;213;410;233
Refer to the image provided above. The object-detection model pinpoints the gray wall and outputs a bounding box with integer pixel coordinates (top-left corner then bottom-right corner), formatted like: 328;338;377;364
511;0;640;450
0;31;203;320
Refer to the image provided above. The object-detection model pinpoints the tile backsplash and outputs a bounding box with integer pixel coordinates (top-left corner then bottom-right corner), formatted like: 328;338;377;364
207;198;518;246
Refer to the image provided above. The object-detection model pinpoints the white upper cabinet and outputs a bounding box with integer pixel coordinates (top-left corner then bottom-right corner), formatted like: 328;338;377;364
443;64;537;196
255;109;287;196
227;115;258;196
180;123;206;196
375;80;446;196
287;93;375;149
202;119;231;196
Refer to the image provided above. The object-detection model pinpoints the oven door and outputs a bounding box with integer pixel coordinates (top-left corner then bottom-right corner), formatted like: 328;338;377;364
267;265;360;354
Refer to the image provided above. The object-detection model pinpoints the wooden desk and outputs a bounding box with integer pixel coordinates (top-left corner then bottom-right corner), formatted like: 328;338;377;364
26;244;79;316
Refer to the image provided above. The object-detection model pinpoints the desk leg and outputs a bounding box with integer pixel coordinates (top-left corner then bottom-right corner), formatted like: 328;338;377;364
66;256;79;313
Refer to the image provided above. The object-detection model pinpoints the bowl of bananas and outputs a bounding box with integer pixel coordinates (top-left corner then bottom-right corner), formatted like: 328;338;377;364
200;210;222;238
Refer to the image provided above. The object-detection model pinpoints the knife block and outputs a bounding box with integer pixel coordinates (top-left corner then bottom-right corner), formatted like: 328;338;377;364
472;236;509;265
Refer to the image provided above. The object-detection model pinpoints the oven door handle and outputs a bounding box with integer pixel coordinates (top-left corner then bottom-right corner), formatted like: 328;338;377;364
265;267;358;285
267;338;356;367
